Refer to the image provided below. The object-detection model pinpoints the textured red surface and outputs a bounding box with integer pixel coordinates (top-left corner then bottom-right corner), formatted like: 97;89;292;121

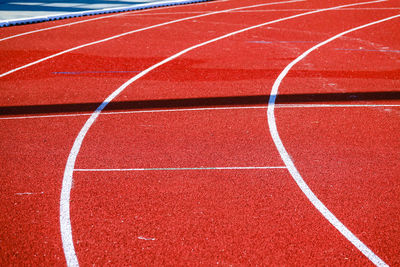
71;170;371;265
0;117;87;265
76;109;283;169
276;107;400;265
1;0;399;265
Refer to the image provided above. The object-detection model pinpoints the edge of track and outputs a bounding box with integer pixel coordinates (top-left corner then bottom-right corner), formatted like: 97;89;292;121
0;0;213;28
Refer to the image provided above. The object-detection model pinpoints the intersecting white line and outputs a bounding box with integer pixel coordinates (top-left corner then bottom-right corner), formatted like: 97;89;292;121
74;166;287;171
267;13;399;267
59;0;391;266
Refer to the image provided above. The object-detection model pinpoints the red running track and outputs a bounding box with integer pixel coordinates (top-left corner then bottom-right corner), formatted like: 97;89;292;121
0;0;399;265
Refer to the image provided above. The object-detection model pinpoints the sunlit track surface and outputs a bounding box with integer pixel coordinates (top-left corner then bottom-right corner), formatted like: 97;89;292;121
0;0;232;41
0;0;399;265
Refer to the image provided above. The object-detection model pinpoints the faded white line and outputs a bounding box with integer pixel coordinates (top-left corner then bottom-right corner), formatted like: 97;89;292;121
0;112;94;120
60;1;388;265
267;14;399;267
230;7;400;11
124;7;400;15
1;104;400;120
74;166;287;171
138;236;156;241
15;192;44;195
276;103;400;108
0;0;304;78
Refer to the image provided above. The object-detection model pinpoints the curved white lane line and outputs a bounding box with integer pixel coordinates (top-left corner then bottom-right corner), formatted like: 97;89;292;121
0;0;230;42
268;14;399;267
0;0;303;78
60;0;389;265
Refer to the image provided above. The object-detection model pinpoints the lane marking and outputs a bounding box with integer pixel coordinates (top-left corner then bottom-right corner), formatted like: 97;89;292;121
15;192;44;195
248;40;318;44
335;48;400;53
74;166;287;171
60;1;389;266
53;71;141;75
267;14;400;267
0;0;304;78
123;7;400;15
1;104;400;120
138;236;156;241
0;0;230;42
248;40;400;53
276;103;400;108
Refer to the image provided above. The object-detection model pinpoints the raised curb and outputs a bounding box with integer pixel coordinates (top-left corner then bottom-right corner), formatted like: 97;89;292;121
0;0;213;27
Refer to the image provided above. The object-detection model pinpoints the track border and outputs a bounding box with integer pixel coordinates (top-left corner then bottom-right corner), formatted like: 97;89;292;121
0;0;213;27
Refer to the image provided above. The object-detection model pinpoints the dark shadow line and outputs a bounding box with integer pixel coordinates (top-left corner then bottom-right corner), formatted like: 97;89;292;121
0;91;399;116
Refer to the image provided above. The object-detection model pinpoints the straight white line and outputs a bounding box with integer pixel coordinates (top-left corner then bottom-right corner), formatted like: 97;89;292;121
0;0;229;42
60;1;388;266
276;103;400;108
15;192;44;195
0;112;94;120
0;0;304;78
74;166;287;171
268;14;400;267
1;104;399;120
228;7;400;11
138;236;156;241
135;7;400;14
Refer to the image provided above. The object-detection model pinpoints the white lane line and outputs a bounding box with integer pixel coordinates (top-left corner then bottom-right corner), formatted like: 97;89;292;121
267;14;400;267
138;236;156;241
230;7;400;11
123;7;400;15
335;48;400;53
0;0;230;42
60;1;389;266
1;104;400;120
0;112;94;120
15;192;44;195
142;7;400;14
276;103;400;108
0;0;304;78
74;166;287;171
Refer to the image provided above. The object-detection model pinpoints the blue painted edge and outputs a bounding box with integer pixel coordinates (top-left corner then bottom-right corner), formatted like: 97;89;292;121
0;0;213;27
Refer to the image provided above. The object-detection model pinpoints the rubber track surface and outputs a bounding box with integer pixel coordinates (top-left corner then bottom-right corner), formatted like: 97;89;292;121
0;0;399;265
